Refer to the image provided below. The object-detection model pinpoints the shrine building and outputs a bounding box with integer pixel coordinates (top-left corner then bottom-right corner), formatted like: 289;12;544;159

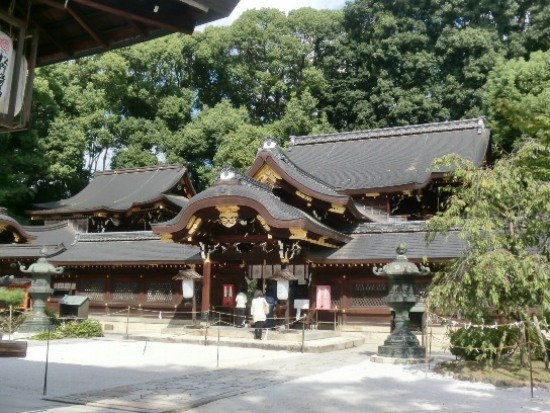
0;118;490;329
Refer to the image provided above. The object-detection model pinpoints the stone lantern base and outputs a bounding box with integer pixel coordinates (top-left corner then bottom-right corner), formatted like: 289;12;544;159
17;314;53;333
18;286;53;333
377;343;425;359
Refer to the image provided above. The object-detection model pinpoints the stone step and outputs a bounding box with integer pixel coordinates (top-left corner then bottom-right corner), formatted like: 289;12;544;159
161;326;340;342
0;340;27;357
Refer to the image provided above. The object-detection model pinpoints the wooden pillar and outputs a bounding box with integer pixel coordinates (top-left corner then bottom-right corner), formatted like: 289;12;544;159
201;255;211;320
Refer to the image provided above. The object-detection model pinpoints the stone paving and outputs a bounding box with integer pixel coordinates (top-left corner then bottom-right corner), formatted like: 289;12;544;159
45;341;372;413
5;330;546;413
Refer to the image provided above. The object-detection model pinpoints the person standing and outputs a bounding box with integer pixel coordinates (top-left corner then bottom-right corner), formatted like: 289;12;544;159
250;289;268;339
265;287;277;329
235;290;247;327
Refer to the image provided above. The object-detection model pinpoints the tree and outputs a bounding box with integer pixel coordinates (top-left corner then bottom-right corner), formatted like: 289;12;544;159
327;0;448;129
426;141;550;326
268;90;335;143
213;123;266;175
165;101;251;189
483;50;550;154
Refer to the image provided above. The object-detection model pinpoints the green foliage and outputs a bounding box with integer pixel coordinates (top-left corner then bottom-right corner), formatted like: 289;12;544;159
30;319;103;340
0;288;25;308
45;307;61;327
58;319;103;338
449;323;550;363
268;91;335;142
31;331;65;340
213;124;265;174
427;141;550;324
528;324;550;362
0;308;26;333
5;2;550;214
449;326;518;361
484;50;550;153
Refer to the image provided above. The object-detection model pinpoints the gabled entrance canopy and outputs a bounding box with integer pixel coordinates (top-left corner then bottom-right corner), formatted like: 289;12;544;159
153;169;351;263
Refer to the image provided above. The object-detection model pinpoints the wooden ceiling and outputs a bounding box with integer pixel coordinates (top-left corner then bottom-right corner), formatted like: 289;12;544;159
2;0;239;67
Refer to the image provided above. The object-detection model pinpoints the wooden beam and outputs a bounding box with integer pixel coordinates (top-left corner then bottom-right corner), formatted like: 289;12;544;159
70;0;201;34
65;4;107;47
32;0;107;47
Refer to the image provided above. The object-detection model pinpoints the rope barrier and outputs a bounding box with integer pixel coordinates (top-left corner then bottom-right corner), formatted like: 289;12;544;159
425;311;550;330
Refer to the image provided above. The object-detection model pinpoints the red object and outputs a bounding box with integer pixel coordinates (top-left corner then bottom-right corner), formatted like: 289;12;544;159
222;284;235;307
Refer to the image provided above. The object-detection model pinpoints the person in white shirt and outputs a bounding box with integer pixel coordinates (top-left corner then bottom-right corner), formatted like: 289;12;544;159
250;289;268;339
235;290;247;327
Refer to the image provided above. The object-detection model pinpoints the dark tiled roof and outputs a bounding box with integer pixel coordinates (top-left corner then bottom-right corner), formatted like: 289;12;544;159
0;244;65;259
309;225;464;262
0;222;74;259
251;146;347;200
31;164;188;216
24;222;77;247
285;118;490;192
50;231;201;265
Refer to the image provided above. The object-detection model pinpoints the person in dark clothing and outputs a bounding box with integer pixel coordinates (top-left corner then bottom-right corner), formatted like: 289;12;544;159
265;289;277;329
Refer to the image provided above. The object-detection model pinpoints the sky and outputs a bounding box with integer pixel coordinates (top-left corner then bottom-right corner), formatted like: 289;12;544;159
200;0;347;27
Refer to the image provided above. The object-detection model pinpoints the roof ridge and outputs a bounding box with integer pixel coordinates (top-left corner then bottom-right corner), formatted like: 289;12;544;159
349;221;427;234
217;166;277;195
23;222;72;232
77;231;161;242
290;118;484;147
94;163;184;177
270;146;343;194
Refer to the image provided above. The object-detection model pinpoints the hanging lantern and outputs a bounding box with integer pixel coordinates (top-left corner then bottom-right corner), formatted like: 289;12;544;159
173;266;202;299
0;30;27;116
0;30;13;102
272;266;297;301
276;279;289;300
182;279;194;299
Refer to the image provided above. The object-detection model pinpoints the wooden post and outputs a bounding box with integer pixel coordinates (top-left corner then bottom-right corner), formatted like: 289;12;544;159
9;305;13;340
217;313;221;368
192;292;197;325
201;255;211;321
527;326;534;398
125;306;130;339
301;316;305;353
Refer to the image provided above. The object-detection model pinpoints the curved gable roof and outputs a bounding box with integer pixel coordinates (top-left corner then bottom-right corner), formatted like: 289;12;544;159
285;118;490;194
153;170;350;246
0;208;36;243
30;164;193;217
248;145;348;202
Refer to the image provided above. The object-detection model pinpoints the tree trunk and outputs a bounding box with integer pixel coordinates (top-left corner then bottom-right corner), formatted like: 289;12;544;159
533;315;549;370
